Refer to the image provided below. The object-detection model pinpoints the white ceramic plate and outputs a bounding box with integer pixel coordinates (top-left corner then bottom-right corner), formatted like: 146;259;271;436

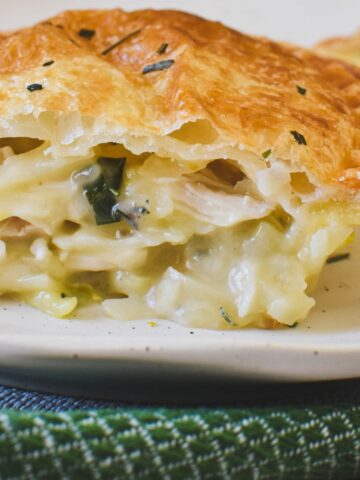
1;0;360;400
1;233;359;399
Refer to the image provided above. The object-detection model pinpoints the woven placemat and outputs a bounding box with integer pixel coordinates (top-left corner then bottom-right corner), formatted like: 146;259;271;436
0;382;360;479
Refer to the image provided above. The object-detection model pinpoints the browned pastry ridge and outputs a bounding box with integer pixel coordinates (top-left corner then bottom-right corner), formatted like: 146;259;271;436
316;29;360;68
0;9;360;192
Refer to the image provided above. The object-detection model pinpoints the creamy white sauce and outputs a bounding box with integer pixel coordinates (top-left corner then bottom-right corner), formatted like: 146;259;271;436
0;140;353;327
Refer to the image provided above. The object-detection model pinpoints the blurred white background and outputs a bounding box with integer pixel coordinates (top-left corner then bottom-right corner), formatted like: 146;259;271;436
1;0;359;46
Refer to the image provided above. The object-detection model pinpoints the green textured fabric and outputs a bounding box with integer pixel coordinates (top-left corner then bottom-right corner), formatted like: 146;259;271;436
0;405;359;480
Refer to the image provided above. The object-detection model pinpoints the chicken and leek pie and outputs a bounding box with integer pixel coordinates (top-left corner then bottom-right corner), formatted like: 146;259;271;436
0;9;359;329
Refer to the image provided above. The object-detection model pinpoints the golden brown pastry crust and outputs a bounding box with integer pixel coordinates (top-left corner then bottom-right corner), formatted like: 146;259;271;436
316;31;360;68
0;9;360;189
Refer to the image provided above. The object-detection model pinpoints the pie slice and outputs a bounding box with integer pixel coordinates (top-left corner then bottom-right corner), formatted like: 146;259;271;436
0;9;359;329
316;29;360;67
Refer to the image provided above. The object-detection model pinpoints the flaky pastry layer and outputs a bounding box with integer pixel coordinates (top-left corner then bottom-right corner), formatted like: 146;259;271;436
0;9;359;192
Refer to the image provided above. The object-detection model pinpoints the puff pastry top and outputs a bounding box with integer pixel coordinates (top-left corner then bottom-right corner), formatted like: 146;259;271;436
0;9;360;189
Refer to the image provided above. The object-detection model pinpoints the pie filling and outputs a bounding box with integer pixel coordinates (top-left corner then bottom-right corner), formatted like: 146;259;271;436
0;136;352;329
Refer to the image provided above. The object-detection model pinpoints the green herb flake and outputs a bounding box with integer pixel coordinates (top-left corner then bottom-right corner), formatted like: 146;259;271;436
143;59;175;74
27;83;43;92
290;130;307;145
84;175;117;225
42;60;54;67
219;306;237;327
296;85;307;95
61;293;66;298
101;29;141;55
326;252;350;264
78;28;95;39
78;157;149;228
157;42;168;54
262;149;272;160
288;322;299;328
78;157;125;225
97;156;126;192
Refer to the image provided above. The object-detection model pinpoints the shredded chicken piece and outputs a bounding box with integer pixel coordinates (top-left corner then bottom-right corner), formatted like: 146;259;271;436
0;217;41;238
